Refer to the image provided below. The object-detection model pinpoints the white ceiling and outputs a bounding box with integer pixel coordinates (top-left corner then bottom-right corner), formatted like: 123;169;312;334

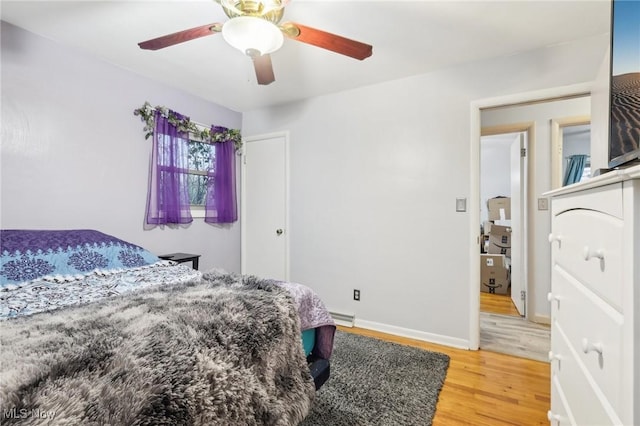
1;0;610;112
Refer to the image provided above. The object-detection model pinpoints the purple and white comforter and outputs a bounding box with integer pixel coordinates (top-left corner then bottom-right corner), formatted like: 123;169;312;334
0;261;201;320
276;280;336;359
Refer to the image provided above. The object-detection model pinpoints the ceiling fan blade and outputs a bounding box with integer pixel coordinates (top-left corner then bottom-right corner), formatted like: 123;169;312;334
281;22;372;60
138;23;223;50
253;54;276;85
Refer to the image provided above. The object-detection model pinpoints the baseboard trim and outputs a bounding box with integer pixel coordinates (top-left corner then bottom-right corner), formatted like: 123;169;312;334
354;319;470;350
530;314;551;325
329;311;355;328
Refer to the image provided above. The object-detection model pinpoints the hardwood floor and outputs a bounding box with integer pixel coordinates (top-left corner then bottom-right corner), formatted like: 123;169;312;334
480;291;551;362
480;291;519;316
340;326;550;425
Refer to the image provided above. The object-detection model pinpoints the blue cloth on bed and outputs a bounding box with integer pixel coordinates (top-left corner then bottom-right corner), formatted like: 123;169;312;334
0;229;160;286
301;328;316;356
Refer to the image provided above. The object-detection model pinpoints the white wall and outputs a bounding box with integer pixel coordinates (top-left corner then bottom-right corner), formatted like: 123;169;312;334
1;22;242;273
480;135;515;223
242;33;609;347
563;127;591;158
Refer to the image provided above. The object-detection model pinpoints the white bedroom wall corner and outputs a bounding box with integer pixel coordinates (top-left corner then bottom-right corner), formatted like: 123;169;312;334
1;22;242;273
243;35;607;350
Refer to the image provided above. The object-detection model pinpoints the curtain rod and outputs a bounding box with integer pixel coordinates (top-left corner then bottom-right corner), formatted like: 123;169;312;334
190;120;211;130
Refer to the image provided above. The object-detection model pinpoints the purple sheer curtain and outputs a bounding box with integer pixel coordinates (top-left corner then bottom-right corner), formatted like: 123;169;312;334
205;127;237;223
145;110;193;225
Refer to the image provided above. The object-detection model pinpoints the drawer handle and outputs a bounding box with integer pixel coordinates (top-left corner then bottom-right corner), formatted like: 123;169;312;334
547;292;561;305
547;410;562;422
581;338;603;355
548;351;563;362
583;246;604;261
548;233;563;246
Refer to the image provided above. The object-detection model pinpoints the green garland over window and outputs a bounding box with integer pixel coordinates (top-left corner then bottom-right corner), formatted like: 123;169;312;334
134;101;242;151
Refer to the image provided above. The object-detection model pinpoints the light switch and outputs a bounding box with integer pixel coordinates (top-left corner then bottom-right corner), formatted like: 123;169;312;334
538;198;549;211
456;198;467;212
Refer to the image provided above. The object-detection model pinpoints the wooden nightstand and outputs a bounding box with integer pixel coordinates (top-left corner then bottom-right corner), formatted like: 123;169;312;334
158;252;201;270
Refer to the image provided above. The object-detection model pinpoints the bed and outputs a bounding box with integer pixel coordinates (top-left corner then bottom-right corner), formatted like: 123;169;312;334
0;229;335;425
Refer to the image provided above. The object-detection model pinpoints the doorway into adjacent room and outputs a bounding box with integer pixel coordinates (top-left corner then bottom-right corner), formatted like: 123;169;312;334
478;127;552;362
479;130;527;318
473;93;591;361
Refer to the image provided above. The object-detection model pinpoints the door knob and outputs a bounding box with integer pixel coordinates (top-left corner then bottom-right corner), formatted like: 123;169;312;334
276;229;283;236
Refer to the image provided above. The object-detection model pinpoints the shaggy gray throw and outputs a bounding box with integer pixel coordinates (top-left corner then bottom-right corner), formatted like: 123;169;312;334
0;272;315;425
300;331;450;426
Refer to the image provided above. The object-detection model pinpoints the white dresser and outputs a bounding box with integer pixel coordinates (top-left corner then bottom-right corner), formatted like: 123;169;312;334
546;165;640;426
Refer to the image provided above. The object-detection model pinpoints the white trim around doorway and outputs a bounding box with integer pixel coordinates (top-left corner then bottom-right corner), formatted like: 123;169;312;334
468;82;593;350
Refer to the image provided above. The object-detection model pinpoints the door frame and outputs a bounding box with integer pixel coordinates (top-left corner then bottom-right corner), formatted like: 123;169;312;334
240;131;291;280
468;82;592;350
550;115;591;189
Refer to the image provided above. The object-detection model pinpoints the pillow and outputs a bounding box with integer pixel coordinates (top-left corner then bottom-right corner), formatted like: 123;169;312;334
0;229;160;286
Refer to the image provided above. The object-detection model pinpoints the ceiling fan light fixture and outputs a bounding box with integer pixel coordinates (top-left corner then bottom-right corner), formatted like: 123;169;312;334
217;0;289;20
222;16;284;57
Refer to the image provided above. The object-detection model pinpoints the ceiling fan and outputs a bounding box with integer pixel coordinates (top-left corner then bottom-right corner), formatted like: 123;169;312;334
138;0;373;85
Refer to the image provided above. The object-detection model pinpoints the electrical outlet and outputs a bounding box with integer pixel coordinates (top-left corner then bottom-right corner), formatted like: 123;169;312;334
353;289;360;301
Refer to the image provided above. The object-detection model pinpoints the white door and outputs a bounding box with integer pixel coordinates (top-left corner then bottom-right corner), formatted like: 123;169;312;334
241;133;289;280
509;133;527;316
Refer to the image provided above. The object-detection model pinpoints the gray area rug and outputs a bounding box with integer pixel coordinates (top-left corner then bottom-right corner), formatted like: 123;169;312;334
480;312;550;362
301;330;450;426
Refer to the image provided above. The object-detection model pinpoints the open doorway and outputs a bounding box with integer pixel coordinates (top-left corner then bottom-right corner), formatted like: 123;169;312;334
471;92;591;361
477;126;552;362
468;83;593;353
479;130;527;318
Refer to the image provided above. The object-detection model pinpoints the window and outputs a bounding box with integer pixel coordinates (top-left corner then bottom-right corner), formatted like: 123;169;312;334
187;138;214;205
142;106;238;226
187;132;215;217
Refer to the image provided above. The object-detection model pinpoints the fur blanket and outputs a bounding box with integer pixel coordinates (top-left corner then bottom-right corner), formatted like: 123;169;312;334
0;270;315;425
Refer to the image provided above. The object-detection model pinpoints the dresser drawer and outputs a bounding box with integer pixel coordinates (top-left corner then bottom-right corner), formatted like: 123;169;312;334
550;321;621;425
551;182;622;219
550;209;623;310
549;375;573;425
551;266;624;416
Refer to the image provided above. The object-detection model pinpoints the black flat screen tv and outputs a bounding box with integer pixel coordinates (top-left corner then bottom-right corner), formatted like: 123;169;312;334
608;0;640;169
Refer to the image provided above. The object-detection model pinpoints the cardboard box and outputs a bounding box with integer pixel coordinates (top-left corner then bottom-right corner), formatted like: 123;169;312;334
487;242;511;257
480;254;510;294
487;197;511;221
489;224;511;247
488;224;511;257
